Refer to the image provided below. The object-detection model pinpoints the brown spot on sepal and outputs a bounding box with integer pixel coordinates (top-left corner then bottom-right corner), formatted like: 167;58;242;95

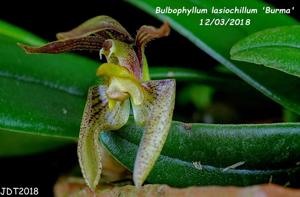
133;79;176;187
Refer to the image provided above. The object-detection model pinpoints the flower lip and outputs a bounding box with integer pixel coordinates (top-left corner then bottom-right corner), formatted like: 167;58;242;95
107;77;144;106
97;63;144;105
96;63;136;80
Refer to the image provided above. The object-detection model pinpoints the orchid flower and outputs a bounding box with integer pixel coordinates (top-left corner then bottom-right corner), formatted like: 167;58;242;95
19;16;175;190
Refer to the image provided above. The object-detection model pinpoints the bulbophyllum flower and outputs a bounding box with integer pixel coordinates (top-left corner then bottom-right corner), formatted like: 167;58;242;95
19;16;175;190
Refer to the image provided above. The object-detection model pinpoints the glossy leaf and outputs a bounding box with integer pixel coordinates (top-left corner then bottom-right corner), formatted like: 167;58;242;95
0;35;98;137
0;20;73;156
103;118;300;169
231;26;300;78
100;128;300;187
0;129;70;156
0;29;99;155
127;0;300;115
150;67;229;83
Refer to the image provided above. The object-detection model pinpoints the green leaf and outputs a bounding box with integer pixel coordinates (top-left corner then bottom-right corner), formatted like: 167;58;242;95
0;40;94;155
100;121;300;186
0;22;99;155
127;0;300;115
0;35;99;137
0;129;72;156
150;67;229;83
283;109;300;122
231;26;300;78
104;118;300;169
0;20;45;45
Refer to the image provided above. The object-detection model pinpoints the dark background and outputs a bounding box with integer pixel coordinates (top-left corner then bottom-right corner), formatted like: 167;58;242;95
0;0;298;196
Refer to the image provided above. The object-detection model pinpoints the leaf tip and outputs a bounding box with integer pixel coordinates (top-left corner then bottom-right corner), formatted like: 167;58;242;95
229;45;238;56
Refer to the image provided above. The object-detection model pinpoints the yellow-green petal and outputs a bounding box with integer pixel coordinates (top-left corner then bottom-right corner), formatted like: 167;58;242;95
107;77;144;106
97;63;134;79
141;53;150;81
78;85;130;190
132;79;176;187
100;39;142;80
97;63;144;106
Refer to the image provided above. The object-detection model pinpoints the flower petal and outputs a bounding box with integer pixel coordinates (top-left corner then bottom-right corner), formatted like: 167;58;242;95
100;39;142;80
131;100;148;126
136;22;170;47
19;16;134;54
56;16;133;42
107;77;144;106
78;85;130;190
97;63;144;105
18;36;105;54
132;79;176;187
96;63;134;79
136;22;170;81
